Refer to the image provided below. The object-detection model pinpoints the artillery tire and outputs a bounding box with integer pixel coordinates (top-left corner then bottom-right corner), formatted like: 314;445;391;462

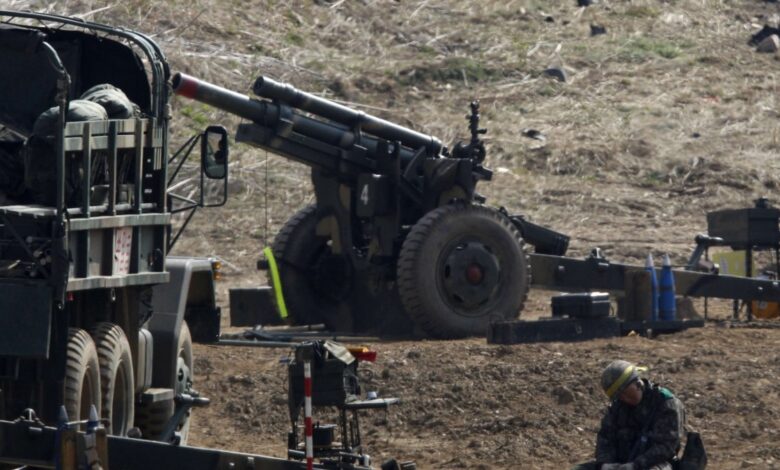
92;322;134;436
271;205;353;329
135;322;193;443
397;204;530;338
63;328;102;422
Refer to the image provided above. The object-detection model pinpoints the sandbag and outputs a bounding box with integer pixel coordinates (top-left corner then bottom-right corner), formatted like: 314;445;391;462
32;100;107;139
80;83;139;119
26;100;108;206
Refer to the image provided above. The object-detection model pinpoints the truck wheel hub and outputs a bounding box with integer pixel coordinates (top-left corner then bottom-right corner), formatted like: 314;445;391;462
441;241;500;311
466;264;484;284
175;357;192;395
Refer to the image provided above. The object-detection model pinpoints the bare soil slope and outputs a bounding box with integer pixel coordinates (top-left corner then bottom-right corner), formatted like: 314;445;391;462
12;0;780;468
189;324;780;469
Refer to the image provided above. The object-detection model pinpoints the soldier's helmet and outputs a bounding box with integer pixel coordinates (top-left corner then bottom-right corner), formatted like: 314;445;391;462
601;360;646;400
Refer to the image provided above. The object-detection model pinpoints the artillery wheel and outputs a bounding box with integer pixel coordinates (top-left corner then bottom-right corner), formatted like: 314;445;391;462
272;205;353;330
63;328;102;422
92;322;134;436
135;322;193;443
397;204;530;338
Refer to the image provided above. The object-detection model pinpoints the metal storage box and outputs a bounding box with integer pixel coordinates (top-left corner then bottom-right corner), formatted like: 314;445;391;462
707;207;780;248
551;292;611;319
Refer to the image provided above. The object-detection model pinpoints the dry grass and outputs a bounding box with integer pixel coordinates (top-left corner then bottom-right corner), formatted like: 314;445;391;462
6;0;780;274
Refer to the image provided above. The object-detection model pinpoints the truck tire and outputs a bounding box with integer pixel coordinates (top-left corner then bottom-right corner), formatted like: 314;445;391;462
134;322;193;443
92;323;134;436
397;204;530;338
64;328;102;422
272;205;352;329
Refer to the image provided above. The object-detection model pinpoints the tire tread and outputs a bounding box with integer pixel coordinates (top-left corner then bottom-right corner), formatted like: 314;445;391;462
63;328;101;422
91;322;134;436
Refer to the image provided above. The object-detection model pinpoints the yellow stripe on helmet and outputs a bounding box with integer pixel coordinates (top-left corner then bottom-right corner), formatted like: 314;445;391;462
605;364;647;399
605;365;634;399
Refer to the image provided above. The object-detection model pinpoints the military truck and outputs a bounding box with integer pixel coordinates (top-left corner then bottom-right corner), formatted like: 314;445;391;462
0;11;228;441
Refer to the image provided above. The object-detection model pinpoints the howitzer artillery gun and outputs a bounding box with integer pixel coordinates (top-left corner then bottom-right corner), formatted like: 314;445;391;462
173;73;568;338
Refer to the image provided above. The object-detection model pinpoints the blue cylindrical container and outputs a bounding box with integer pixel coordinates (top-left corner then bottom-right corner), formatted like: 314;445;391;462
659;253;676;321
646;254;659;321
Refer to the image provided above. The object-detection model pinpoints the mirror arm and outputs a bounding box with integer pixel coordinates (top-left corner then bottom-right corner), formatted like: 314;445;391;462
169;191;199;212
167;205;198;252
168;133;200;187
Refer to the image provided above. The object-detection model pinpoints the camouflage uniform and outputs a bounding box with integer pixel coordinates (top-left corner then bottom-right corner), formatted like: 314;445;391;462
573;379;685;470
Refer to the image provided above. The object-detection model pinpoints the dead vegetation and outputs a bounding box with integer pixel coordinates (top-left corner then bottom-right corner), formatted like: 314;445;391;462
10;0;780;269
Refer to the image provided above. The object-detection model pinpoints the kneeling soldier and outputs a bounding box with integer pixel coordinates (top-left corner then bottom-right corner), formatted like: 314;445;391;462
572;360;685;470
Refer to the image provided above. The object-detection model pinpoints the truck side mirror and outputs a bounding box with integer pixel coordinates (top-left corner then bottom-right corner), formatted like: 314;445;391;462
201;126;228;179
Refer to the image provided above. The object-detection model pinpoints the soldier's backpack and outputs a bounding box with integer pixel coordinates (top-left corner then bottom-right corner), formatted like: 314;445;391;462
675;431;707;470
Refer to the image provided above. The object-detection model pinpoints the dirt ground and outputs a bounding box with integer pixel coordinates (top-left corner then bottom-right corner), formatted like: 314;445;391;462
8;0;780;468
188;307;780;469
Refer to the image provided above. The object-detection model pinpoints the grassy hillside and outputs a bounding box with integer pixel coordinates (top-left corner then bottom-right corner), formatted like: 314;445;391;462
13;0;780;279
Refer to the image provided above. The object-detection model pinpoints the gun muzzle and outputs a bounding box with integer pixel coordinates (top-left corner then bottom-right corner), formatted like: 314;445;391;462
173;73;266;123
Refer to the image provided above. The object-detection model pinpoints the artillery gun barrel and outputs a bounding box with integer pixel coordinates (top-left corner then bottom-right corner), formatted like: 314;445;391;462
173;72;369;150
172;73;443;158
254;75;443;155
172;72;445;174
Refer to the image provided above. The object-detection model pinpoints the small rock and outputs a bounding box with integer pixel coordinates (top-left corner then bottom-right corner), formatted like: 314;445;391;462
553;385;575;405
406;350;421;359
270;394;287;406
227;374;254;385
522;128;546;141
381;368;391;379
590;24;607;36
756;34;780;53
750;25;780;46
544;15;555;23
543;67;567;82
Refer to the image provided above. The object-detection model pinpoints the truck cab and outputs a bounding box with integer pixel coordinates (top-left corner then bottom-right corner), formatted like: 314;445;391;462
0;11;226;441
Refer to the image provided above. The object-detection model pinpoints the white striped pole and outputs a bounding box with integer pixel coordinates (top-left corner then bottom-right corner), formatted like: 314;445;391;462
304;360;313;470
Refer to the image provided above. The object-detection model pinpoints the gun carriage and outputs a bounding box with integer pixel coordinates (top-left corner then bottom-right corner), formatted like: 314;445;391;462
173;73;570;338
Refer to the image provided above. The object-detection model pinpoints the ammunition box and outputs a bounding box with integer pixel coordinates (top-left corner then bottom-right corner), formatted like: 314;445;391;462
551;292;611;319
